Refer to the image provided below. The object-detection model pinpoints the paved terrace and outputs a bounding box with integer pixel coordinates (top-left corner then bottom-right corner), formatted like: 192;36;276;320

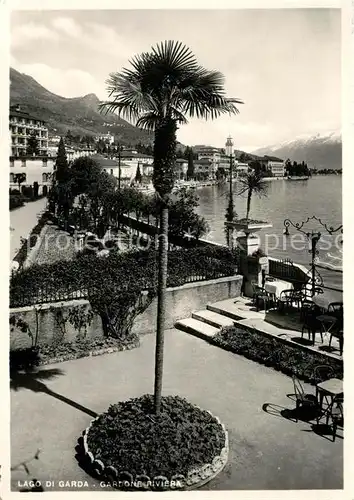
177;296;342;361
11;329;342;491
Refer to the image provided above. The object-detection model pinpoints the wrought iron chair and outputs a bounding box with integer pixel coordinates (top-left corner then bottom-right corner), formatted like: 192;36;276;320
327;302;343;355
251;281;273;312
328;302;343;318
329;328;343;356
300;298;314;321
330;394;344;442
277;289;296;312
312;364;335;384
301;304;323;344
292;375;319;422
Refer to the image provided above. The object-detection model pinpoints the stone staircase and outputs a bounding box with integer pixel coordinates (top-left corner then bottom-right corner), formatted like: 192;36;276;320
175;297;342;360
175;297;261;340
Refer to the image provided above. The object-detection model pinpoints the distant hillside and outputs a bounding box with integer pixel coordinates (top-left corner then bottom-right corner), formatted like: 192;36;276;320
9;68;153;145
252;130;342;170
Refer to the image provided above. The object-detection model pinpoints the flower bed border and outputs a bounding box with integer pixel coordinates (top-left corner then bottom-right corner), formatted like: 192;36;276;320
212;325;343;384
38;339;139;365
10;338;140;372
77;406;229;491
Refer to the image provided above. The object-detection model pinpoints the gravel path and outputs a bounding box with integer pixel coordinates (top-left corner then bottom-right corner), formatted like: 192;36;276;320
10;198;47;260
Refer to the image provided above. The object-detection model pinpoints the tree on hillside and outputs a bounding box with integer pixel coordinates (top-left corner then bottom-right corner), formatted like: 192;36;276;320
65;130;74;145
100;40;242;414
97;139;107;154
239;152;248;163
51;137;72;220
187;147;195;180
69;156;102;197
135;164;142;183
26;132;40;156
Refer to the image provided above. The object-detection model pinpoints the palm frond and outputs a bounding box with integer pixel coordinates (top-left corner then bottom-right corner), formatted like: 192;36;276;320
99;40;243;127
136;112;160;131
151;40;198;74
238;171;269;196
177;68;243;120
98;100;141;123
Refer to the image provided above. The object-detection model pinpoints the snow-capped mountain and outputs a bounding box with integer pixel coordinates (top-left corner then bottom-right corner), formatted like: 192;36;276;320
252;129;342;169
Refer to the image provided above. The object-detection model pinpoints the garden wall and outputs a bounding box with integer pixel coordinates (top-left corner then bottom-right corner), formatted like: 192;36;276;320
10;275;243;350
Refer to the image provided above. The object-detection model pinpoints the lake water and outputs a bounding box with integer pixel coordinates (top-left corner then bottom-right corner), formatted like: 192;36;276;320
196;175;342;292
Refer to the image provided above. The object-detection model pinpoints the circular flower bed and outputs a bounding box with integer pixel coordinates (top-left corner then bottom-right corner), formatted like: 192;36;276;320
78;394;228;490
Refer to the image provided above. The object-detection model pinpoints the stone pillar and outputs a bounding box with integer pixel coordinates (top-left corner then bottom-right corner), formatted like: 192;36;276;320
236;232;268;297
235;233;261;256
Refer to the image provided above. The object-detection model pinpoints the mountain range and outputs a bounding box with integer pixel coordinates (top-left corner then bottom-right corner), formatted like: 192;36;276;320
9;68;152;145
252;130;342;170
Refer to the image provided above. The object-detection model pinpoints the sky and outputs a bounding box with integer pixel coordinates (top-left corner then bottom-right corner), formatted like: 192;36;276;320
10;9;341;151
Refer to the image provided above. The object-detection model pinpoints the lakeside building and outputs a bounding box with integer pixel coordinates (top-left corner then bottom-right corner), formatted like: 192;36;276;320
175;158;188;180
47;145;97;161
92;155;136;185
97;132;115;144
9;105;49;156
218;154;232;172
9;156;55;194
194;145;221;178
235;161;249;176
263;155;285;177
194;158;215;179
119;151;154;164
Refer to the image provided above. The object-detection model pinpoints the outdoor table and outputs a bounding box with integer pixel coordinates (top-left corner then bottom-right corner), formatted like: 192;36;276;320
264;280;293;299
316;378;343;424
316;314;338;338
312;292;343;311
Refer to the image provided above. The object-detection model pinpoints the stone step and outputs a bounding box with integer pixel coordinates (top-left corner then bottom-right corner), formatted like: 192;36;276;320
175;318;220;340
207;298;265;321
192;310;235;329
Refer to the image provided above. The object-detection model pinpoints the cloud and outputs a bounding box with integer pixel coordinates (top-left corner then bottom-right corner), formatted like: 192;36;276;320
51;17;81;37
84;22;138;61
11;22;59;48
11;60;105;99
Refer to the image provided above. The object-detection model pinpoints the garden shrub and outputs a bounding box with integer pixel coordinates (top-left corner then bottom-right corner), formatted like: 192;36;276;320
22;185;34;199
10;194;25;210
87;394;225;480
214;326;343;383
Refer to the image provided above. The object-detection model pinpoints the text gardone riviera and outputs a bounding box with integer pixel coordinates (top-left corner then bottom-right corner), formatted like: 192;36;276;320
17;479;183;488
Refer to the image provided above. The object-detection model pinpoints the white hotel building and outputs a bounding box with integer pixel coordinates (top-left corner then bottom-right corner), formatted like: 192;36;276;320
9;105;48;157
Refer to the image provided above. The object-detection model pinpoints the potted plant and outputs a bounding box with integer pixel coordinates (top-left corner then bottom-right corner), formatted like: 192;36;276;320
226;169;272;235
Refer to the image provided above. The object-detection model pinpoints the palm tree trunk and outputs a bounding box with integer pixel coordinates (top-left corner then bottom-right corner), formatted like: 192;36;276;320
153;203;168;414
246;189;252;221
152;117;177;415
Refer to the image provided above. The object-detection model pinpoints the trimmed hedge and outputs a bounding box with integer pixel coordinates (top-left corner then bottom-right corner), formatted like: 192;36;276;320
213;326;343;383
10;246;238;308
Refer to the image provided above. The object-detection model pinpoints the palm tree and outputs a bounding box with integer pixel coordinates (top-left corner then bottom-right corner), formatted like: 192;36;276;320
99;40;242;414
13;173;26;193
238;170;268;221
